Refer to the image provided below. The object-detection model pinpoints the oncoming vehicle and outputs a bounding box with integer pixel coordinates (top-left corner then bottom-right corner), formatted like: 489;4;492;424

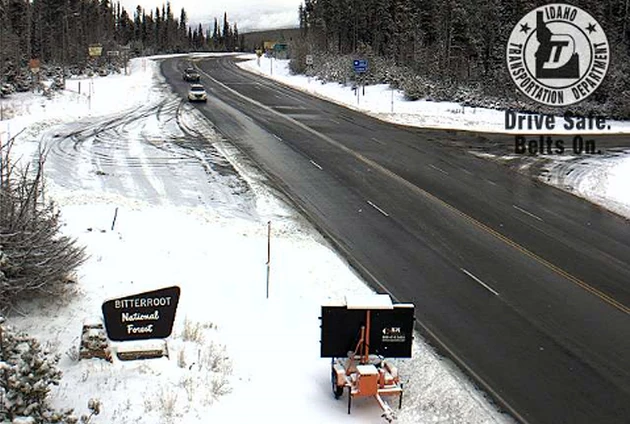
182;67;200;82
188;84;207;102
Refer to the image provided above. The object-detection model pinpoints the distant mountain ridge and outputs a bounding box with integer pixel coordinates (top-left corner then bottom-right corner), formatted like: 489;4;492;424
241;27;301;51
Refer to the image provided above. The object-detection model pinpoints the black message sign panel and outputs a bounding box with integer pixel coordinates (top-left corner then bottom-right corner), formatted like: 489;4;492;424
320;306;367;358
320;304;414;358
102;286;180;341
368;306;414;358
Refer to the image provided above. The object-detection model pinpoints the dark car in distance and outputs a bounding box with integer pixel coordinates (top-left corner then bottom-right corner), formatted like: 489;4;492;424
182;67;200;82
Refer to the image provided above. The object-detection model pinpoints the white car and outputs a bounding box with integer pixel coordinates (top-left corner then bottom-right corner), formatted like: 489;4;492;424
187;84;207;102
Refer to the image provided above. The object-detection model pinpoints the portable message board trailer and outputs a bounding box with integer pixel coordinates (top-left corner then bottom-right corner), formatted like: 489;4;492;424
320;294;414;422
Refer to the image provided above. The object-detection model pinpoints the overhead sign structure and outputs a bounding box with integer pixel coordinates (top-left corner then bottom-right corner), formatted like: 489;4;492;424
353;59;368;74
102;286;180;341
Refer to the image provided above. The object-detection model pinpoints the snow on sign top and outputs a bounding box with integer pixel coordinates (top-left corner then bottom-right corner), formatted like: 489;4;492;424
345;294;393;310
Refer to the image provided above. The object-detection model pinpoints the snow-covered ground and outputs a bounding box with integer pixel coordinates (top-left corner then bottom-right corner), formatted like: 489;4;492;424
237;54;630;219
238;55;630;135
2;51;629;423
1;55;514;424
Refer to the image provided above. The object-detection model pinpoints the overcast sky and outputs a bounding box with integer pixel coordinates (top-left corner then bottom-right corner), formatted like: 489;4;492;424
118;0;302;32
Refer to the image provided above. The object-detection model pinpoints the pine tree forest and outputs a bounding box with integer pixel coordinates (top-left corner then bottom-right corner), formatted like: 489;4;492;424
0;0;243;81
297;0;630;117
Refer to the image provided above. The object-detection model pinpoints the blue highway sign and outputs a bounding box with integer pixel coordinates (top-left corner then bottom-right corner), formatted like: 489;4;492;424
353;59;368;73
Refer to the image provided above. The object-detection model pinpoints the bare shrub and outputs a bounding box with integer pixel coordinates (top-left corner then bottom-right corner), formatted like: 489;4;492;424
143;385;179;423
180;375;195;402
0;137;86;312
177;349;186;369
65;345;80;362
181;317;204;343
209;374;232;399
80;398;101;423
157;386;178;424
142;396;152;413
80;369;90;383
201;341;233;374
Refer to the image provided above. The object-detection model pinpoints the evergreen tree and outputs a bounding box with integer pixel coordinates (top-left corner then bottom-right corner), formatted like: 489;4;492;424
0;317;93;422
222;12;230;51
212;17;220;50
233;22;239;51
298;0;630;117
178;7;188;51
154;6;161;50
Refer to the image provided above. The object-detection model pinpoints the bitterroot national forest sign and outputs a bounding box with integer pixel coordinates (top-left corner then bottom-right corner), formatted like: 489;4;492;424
101;286;180;341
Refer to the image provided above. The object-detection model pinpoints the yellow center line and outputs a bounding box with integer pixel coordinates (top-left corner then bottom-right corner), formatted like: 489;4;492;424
198;60;630;316
434;190;630;315
374;160;630;316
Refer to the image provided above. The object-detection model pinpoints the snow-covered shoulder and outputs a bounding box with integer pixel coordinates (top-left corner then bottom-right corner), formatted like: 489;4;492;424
236;55;630;221
2;53;514;424
236;56;630;135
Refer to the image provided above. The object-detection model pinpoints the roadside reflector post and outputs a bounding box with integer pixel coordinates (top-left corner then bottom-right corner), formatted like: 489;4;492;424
266;221;271;299
111;207;118;231
391;86;394;113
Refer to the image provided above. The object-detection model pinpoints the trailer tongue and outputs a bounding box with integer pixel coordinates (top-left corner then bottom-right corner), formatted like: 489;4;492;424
320;294;415;422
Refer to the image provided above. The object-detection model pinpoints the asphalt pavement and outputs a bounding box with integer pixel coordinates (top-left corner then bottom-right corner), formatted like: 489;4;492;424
162;56;630;424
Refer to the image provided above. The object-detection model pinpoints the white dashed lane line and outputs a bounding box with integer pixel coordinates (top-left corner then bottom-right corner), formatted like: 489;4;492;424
429;164;449;175
367;200;389;217
310;160;323;170
461;268;499;296
513;205;544;222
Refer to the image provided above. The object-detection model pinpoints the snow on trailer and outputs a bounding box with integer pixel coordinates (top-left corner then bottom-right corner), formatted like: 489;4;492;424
345;294;394;309
320;294;415;422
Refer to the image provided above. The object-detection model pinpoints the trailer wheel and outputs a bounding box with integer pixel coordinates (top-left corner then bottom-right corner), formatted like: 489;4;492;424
331;370;344;399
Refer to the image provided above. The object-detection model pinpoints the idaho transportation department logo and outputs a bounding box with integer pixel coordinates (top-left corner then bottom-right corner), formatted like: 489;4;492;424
507;4;609;106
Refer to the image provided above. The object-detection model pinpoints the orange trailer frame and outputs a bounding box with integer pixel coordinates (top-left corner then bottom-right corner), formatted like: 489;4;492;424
331;308;404;422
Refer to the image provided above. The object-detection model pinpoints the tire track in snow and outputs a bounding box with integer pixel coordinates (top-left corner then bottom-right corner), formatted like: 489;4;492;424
42;89;257;214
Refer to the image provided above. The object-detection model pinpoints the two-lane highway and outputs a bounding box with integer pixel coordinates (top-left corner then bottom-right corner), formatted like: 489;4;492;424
161;56;630;424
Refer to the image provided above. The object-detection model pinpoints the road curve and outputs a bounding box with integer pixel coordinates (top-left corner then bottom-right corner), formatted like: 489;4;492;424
161;56;630;424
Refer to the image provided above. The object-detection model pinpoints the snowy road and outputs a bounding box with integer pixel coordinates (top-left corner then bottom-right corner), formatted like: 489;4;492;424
4;53;628;424
42;81;255;217
156;55;630;424
1;56;523;424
